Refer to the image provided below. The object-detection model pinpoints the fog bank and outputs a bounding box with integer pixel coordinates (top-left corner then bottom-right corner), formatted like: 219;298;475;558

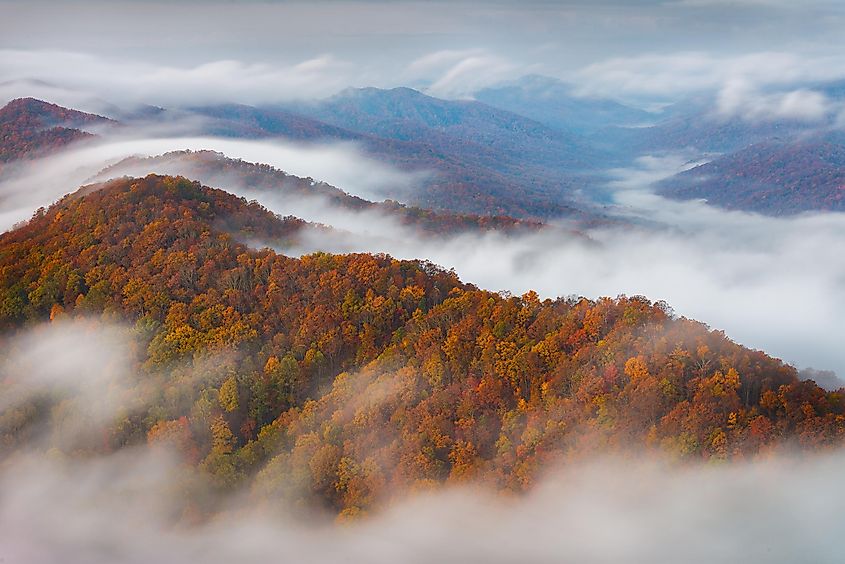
0;136;426;231
1;322;843;564
2;140;842;382
106;150;845;381
3;448;843;564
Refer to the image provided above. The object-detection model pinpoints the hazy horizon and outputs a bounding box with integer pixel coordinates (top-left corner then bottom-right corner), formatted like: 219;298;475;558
4;0;845;109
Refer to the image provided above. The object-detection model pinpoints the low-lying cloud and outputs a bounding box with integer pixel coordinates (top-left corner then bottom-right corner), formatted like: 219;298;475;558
574;51;845;102
82;148;845;382
1;320;843;563
0;136;427;232
4;446;845;563
0;320;134;426
716;80;833;122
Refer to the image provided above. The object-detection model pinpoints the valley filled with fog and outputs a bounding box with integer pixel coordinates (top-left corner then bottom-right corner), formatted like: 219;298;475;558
3;135;842;381
3;1;845;562
2;320;843;563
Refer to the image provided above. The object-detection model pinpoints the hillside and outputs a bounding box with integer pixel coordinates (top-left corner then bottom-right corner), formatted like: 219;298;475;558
1;174;842;519
275;87;610;219
185;103;361;141
287;86;603;169
658;140;845;214
95;150;545;236
0;98;112;165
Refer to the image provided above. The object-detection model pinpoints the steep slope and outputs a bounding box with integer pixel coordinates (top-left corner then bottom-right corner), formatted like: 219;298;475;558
658;140;845;214
185;103;361;141
287;86;602;169
2;174;842;518
273;87;614;220
96;150;545;236
0;98;113;165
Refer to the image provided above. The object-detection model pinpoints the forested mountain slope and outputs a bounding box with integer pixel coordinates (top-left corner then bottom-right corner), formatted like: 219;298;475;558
269;87;612;219
185;103;361;141
287;86;601;169
97;151;545;235
0;98;112;165
1;174;842;519
659;140;845;214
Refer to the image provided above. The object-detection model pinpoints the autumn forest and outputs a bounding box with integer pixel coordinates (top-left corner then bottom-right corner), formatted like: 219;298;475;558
3;1;845;562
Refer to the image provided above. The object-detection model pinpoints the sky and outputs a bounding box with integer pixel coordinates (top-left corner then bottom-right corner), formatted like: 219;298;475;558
3;0;845;105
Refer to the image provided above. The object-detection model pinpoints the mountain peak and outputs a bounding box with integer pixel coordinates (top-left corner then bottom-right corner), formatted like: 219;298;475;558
0;97;112;164
0;97;109;123
332;85;429;102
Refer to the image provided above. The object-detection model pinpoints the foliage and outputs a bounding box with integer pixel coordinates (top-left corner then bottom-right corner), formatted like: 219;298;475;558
1;174;842;517
0;98;110;166
660;140;845;214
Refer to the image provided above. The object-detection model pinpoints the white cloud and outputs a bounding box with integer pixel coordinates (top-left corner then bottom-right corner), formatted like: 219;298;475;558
85;148;845;380
574;51;845;100
405;49;529;99
716;80;832;122
0;320;134;423
0;50;359;107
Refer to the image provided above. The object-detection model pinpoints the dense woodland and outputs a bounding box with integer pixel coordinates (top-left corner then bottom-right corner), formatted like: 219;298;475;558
660;140;845;214
102;151;546;236
1;174;842;519
0;98;109;166
185;96;602;220
0;95;598;220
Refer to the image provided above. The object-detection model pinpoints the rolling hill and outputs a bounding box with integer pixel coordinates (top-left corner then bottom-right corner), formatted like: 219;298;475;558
658;139;845;214
474;75;654;134
274;87;612;219
0;97;112;166
286;86;600;166
1;174;842;519
2;95;608;221
95;150;546;236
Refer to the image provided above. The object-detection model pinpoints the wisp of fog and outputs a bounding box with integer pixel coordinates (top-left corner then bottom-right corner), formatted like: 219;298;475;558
0;135;424;232
76;144;845;382
1;320;843;564
1;137;842;382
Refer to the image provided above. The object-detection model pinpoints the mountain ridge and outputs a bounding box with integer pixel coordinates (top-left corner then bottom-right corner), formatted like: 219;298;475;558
2;174;842;518
658;139;845;214
0;97;113;165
